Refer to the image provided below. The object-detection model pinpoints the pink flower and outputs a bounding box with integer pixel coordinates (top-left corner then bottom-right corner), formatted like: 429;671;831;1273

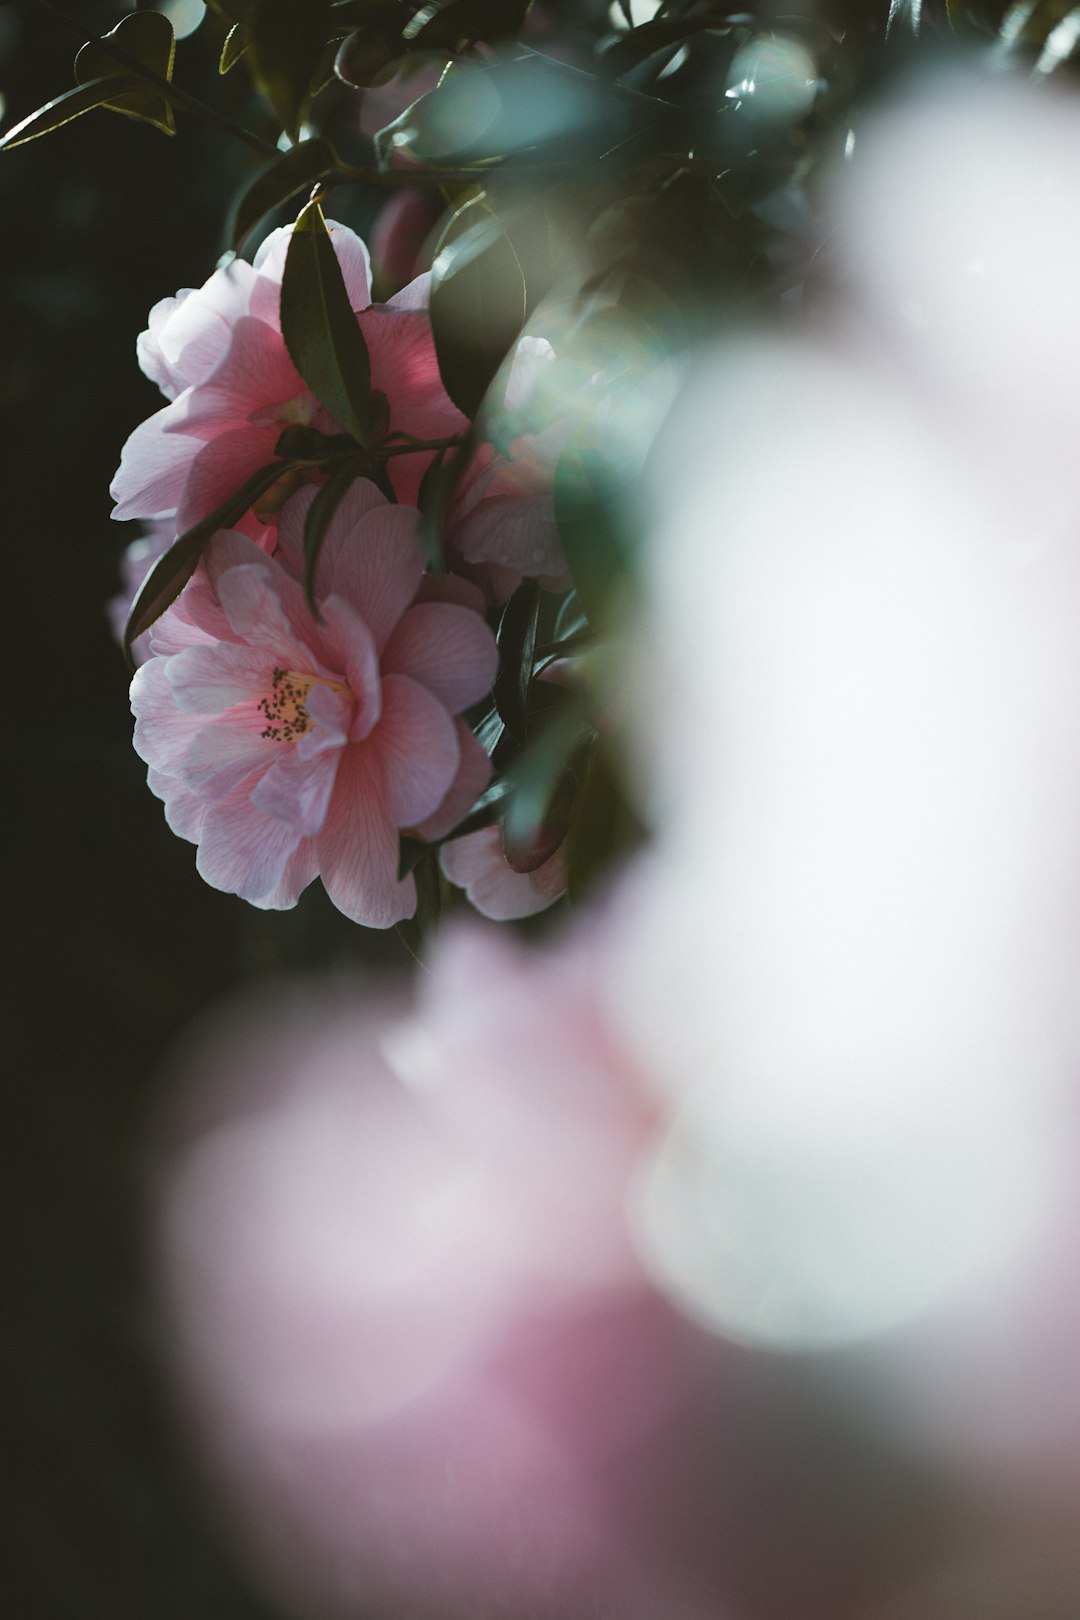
111;220;467;547
440;823;567;919
130;479;496;927
154;925;739;1620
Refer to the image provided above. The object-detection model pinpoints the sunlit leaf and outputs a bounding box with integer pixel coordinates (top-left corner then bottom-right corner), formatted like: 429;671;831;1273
123;461;293;663
73;11;177;135
280;199;372;446
219;22;250;73
0;74;147;148
226;134;337;250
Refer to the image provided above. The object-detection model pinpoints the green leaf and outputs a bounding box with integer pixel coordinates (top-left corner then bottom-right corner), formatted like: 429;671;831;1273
246;0;332;141
502;702;590;856
394;847;442;959
74;11;177;136
226;135;338;250
123;460;292;663
0;75;146;149
280;199;372;447
403;0;532;50
429;191;527;419
553;445;633;629
564;738;643;902
493;579;540;744
302;458;364;608
600;16;716;77
334;23;403;87
219;23;250;73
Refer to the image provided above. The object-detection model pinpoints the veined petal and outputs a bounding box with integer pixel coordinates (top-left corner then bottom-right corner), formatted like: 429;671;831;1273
381;601;497;714
327;505;425;655
316;596;381;740
166;641;274;712
277;479;389;594
412;719;492;841
317;745;416;927
147;767;208;843
110;408;194;521
215;565;327;675
196;782;303;901
131;658;212;773
191;316;303;423
367;673;459;827
250;737;342;837
255;836;320;910
181;711;270;799
176;426;279;533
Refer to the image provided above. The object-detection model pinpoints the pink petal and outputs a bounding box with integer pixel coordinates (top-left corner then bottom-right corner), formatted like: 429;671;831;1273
181;712;271;799
196;781;304;902
166;642;275;712
453;491;568;585
316;596;381;739
258;836;320;909
147;766;208;842
146;259;259;396
131;658;213;773
250;738;342;838
326;505;426;655
440;826;565;920
363;306;469;445
251;220;372;319
176;426;279;531
316;745;417;927
187;316;303;426
382;601;497;713
385;270;431;312
412;719;492;841
367;672;459;827
111;406;196;521
414;571;488;615
215;565;327;675
276;479;390;591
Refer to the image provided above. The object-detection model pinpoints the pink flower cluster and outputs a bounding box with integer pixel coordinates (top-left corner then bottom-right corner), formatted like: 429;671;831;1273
111;220;466;545
131;481;496;927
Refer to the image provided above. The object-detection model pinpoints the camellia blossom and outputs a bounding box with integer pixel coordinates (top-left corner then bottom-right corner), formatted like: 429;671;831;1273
107;519;174;665
111;220;468;547
130;480;496;927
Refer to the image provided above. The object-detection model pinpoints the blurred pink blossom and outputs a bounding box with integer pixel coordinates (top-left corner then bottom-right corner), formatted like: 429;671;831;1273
111;219;467;545
130;480;495;925
155;925;745;1620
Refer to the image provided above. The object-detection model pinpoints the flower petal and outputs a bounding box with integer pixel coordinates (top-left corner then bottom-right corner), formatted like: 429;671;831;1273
412;719;492;841
166;641;274;712
381;601;497;713
316;745;417;927
316;596;381;739
368;672;459;827
250;737;342;837
110;406;196;521
196;782;304;901
327;504;426;655
176;426;279;533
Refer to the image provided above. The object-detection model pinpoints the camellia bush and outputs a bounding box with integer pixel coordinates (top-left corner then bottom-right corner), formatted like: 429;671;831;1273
14;2;1080;1618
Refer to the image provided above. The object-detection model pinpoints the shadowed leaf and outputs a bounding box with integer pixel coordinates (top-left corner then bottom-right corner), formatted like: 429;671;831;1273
429;191;527;418
227;135;338;250
280;198;372;446
74;11;177;135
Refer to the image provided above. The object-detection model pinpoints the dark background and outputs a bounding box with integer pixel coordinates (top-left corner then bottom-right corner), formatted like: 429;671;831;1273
2;4;374;1612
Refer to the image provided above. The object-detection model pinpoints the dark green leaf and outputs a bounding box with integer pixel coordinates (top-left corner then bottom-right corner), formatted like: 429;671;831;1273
394;846;442;958
280;199;372;447
123;460;291;663
219;23;250;73
403;0;531;50
334;25;403;87
206;0;259;23
302;458;364;608
0;74;146;148
247;0;332;140
429;192;527;419
600;16;717;77
553;445;633;628
502;702;590;856
493;579;540;743
564;738;643;902
74;11;177;135
226;135;338;251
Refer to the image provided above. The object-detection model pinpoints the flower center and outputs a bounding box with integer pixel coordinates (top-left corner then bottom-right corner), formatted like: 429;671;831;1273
257;668;346;743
